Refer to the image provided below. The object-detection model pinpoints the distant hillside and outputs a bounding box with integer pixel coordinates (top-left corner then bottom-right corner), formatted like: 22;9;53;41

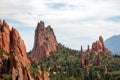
104;35;120;54
38;43;120;80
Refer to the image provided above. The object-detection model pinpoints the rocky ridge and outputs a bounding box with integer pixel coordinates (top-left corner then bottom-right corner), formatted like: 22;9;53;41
29;21;58;61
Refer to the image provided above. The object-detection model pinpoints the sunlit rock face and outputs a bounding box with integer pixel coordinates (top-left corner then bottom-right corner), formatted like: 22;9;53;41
30;21;58;61
0;20;33;80
0;20;10;53
92;36;112;55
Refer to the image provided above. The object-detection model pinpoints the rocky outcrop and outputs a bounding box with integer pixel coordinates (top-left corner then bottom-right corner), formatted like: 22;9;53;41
96;54;101;66
80;45;83;53
0;20;33;80
10;27;30;66
35;66;50;80
86;45;91;54
80;36;111;67
0;20;10;53
80;53;85;67
92;36;112;55
30;21;58;61
10;27;32;80
0;20;50;80
80;53;89;68
104;65;108;74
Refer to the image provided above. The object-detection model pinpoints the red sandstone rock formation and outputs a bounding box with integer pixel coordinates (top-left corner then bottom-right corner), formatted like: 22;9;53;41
30;21;58;61
86;45;91;54
0;20;10;53
80;45;83;53
0;20;33;80
84;54;89;66
80;53;85;67
96;54;101;66
80;45;90;68
80;53;90;68
104;65;108;74
10;27;33;80
0;20;50;80
36;66;50;80
92;36;112;55
80;36;111;67
10;27;30;66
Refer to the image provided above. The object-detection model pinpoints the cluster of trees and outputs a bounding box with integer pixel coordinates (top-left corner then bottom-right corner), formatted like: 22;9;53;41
31;43;120;80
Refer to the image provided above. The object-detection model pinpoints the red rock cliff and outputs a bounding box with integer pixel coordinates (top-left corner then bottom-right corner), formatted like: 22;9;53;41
30;21;58;61
0;20;50;80
0;20;10;53
0;20;33;80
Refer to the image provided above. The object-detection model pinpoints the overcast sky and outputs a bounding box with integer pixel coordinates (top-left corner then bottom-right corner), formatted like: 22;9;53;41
0;0;120;51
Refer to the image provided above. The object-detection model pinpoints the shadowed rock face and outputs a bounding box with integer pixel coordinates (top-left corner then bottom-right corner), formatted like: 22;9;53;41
30;21;58;61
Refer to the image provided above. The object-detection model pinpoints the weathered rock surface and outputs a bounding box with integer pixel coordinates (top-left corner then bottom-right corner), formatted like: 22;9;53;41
0;20;10;53
92;36;112;55
80;45;83;53
80;36;112;67
35;66;50;80
30;21;58;61
0;20;33;80
104;65;108;74
86;45;91;54
10;27;30;66
0;20;50;80
10;27;33;80
96;54;101;66
80;53;90;68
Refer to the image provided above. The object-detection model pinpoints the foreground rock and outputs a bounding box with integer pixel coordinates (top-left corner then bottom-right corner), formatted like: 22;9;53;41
0;20;50;80
10;27;32;80
0;20;10;53
30;21;58;61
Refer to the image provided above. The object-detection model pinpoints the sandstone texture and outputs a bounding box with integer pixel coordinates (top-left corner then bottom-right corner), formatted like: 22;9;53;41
80;36;112;68
0;20;10;53
30;21;58;61
0;20;50;80
92;36;112;55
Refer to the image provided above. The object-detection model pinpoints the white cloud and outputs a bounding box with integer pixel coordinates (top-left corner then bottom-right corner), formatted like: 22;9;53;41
0;0;120;51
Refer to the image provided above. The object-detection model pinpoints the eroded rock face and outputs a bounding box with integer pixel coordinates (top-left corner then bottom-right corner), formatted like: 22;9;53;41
10;28;33;80
86;45;91;54
80;53;90;68
36;66;50;80
92;36;112;55
0;20;50;80
10;27;30;66
0;20;10;53
30;21;58;61
80;36;112;67
80;45;83;53
80;53;85;67
0;20;33;80
96;54;101;66
104;65;108;74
